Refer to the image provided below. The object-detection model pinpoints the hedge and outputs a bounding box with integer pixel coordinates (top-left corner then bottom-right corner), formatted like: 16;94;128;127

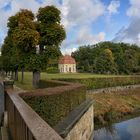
21;81;86;127
46;67;59;73
38;80;70;89
54;76;140;90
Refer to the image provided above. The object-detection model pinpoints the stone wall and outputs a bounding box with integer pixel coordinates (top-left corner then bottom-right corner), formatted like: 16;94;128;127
4;80;94;140
65;104;94;140
87;84;140;94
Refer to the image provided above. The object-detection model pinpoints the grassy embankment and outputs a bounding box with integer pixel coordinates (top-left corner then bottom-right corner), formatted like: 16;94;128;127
88;88;140;129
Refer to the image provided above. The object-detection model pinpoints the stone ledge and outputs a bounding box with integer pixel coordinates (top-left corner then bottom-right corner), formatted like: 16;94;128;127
54;99;93;138
3;80;14;90
87;84;140;94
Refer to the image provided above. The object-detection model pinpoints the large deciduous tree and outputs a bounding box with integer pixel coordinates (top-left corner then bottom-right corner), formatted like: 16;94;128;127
11;10;40;84
30;6;66;88
95;49;117;74
2;9;39;81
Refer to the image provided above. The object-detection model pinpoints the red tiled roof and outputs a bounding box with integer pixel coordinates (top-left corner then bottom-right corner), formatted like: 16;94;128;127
59;55;76;64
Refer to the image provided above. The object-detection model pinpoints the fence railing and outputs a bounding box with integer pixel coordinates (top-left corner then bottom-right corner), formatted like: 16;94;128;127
5;90;63;140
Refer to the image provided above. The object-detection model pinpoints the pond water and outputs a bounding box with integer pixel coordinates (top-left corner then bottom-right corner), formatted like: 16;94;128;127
94;116;140;140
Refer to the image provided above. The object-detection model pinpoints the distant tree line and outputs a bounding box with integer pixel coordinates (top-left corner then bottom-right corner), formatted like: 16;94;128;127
72;42;140;74
0;6;66;88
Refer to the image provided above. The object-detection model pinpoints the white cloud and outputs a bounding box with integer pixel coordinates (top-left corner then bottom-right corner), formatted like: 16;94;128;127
60;0;106;54
113;0;140;45
61;26;106;55
127;0;140;18
107;0;120;15
113;19;140;45
62;28;106;47
76;27;106;45
61;0;105;29
61;47;77;55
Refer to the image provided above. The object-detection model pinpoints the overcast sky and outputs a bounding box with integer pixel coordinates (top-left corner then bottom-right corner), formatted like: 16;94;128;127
0;0;140;54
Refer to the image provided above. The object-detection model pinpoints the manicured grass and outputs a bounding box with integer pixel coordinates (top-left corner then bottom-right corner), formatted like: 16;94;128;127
15;72;121;90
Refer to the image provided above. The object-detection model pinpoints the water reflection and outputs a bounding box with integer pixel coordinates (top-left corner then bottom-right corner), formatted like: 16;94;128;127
94;116;140;140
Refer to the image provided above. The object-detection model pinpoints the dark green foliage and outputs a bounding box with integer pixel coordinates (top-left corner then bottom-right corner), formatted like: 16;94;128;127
22;83;86;126
72;42;140;74
95;49;117;74
40;24;66;46
55;76;140;90
37;6;61;24
28;54;45;72
37;5;66;56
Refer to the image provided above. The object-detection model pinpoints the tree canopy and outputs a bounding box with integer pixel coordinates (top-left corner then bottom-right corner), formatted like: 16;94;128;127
72;42;140;74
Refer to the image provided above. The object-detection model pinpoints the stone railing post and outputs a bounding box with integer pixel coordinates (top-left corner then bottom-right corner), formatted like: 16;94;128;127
3;80;14;90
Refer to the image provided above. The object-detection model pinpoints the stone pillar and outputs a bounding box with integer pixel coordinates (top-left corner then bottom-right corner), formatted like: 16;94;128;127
3;80;14;90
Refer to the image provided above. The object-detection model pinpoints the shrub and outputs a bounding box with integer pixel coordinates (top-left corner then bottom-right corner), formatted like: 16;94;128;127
54;76;140;90
46;67;59;73
21;81;86;127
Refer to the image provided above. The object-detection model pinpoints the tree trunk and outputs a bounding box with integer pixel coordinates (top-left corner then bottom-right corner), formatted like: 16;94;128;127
11;71;14;80
21;67;24;83
6;71;8;77
32;71;40;89
15;69;18;81
1;70;5;78
39;44;44;53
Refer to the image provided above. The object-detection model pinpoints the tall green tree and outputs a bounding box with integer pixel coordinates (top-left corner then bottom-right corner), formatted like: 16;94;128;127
37;6;66;52
95;49;117;74
11;10;40;83
29;5;66;88
123;49;138;74
1;9;39;81
37;7;64;42
1;36;16;78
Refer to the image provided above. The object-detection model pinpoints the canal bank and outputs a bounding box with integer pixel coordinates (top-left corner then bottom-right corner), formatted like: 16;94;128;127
87;85;140;129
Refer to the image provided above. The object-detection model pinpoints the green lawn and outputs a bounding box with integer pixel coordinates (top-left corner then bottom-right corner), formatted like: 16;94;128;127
15;72;122;90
